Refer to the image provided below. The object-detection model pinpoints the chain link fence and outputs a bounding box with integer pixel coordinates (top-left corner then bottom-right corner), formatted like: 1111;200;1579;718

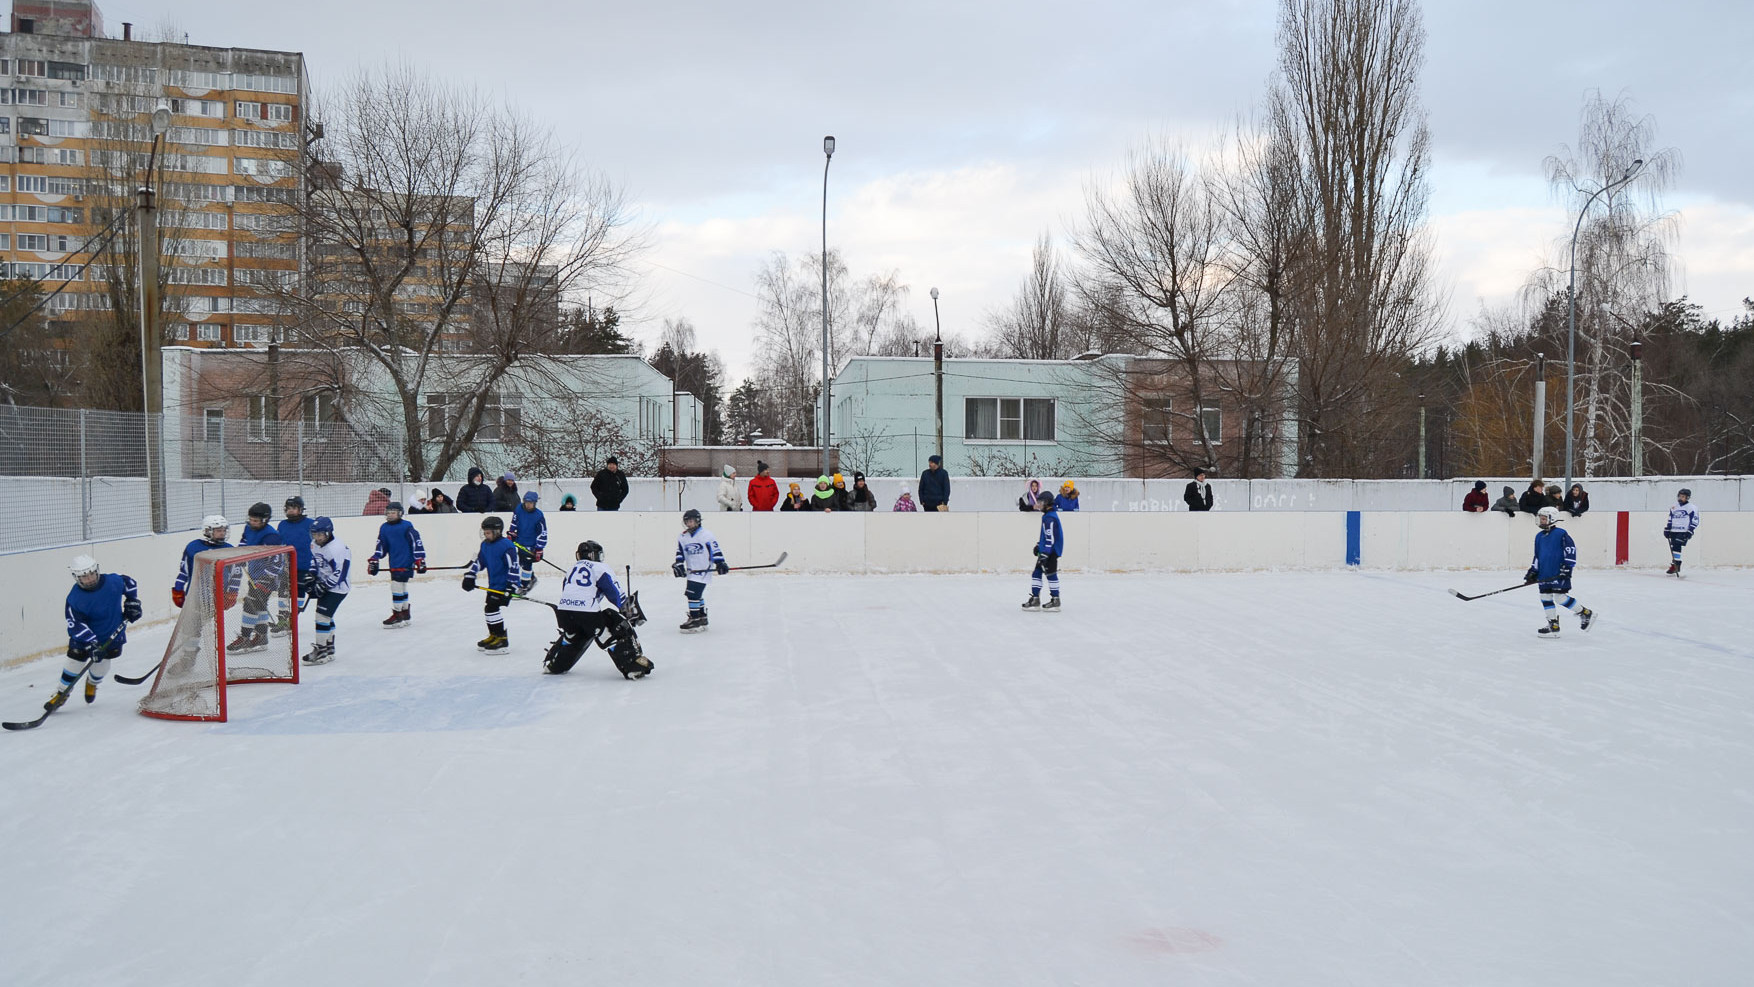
0;404;410;553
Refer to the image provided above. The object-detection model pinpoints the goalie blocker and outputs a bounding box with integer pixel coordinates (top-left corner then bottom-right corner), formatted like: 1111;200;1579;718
544;541;653;680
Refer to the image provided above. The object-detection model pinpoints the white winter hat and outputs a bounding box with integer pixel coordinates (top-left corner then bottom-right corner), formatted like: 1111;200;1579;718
900;483;912;494
722;463;736;477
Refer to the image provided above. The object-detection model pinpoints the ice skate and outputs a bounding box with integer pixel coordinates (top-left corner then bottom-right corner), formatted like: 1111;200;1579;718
270;612;292;637
1042;596;1061;612
1579;607;1596;631
301;642;335;665
1671;560;1683;577
679;611;708;633
1538;617;1562;637
84;680;97;704
382;608;411;629
1021;595;1041;611
477;633;510;655
43;689;69;713
227;627;268;654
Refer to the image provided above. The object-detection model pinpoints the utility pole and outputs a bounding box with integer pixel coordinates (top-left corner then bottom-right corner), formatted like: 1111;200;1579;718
930;287;944;463
1629;339;1644;477
1532;353;1546;482
1417;392;1426;479
820;135;835;478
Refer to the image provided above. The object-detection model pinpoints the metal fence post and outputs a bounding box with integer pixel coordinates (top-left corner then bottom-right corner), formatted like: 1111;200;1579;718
79;408;90;542
218;412;227;519
296;418;305;497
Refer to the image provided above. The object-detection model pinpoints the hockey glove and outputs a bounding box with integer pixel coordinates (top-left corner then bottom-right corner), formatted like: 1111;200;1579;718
672;562;686;578
415;559;427;574
532;550;543;563
461;573;477;592
68;642;93;661
123;598;142;623
367;558;380;576
171;588;186;608
223;592;239;611
1033;546;1042;558
298;570;318;599
715;560;729;576
1523;567;1538;584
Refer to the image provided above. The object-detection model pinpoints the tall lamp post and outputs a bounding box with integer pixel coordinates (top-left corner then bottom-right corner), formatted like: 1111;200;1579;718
1564;158;1643;494
140;101;172;533
819;135;835;478
929;287;944;463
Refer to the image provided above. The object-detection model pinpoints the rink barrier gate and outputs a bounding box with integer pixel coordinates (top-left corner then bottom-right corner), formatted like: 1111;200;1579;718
4;510;1750;667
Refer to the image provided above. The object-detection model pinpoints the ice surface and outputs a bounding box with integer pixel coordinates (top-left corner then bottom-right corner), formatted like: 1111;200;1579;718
3;569;1753;985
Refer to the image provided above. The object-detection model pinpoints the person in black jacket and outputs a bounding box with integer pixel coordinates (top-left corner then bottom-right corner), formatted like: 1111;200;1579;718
848;472;878;511
1518;479;1548;515
591;457;630;511
1563;483;1589;517
1184;468;1213;511
918;455;951;511
456;466;493;514
492;472;521;512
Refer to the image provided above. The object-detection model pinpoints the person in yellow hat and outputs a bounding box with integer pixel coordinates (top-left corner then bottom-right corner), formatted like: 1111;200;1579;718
1054;480;1081;512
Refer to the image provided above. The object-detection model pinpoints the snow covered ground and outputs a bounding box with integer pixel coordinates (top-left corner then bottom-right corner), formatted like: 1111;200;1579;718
3;568;1752;986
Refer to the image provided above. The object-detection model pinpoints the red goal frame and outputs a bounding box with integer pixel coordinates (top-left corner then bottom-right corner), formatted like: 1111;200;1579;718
140;545;299;723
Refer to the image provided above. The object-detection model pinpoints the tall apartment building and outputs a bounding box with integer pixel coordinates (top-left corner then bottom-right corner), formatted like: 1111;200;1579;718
2;0;306;349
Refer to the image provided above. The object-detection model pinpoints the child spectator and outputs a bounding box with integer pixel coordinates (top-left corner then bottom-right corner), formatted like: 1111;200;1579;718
893;484;918;512
780;483;809;511
1054;481;1081;512
1563;483;1589;517
1492;485;1520;515
1462;480;1490;512
848;472;878;511
1017;479;1042;512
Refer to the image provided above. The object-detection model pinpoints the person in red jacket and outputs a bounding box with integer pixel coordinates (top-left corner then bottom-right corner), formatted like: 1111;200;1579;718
1462;480;1490;513
747;460;779;512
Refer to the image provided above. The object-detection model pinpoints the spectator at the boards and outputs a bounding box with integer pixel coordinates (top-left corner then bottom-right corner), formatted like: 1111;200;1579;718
1055;481;1081;512
1563;483;1589;517
410;496;430;514
493;473;521;512
363;487;392;516
427;489;457;514
1544;484;1565;511
918;455;951;512
591;456;630;512
1518;479;1548;515
1492;485;1520;516
849;472;878;511
829;473;853;512
808;475;836;512
456;466;492;514
779;483;809;511
558;494;579;512
1462;480;1490;513
747;461;779;512
1184;468;1214;512
893;483;918;512
716;464;745;511
1017;479;1042;512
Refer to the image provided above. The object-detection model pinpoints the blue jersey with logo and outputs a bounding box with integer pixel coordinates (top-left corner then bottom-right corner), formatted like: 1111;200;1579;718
1036;509;1064;557
509;505;548;555
66;573;139;649
371;518;427;572
470;537;522;592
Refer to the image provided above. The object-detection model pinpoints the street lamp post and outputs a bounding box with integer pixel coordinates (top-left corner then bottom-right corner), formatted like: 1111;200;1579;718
820;135;835;478
139;101;172;532
1417;392;1426;480
1564;158;1643;494
930;287;943;463
1629;339;1644;477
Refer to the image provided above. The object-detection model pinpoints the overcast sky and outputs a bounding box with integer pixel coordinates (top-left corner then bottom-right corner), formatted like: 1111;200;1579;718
130;0;1752;380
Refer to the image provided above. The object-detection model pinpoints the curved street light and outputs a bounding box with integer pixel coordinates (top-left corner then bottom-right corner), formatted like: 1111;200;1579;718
1563;158;1643;494
820;135;835;478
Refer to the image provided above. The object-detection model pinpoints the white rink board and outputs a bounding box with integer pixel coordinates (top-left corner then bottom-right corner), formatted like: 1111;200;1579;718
2;570;1751;985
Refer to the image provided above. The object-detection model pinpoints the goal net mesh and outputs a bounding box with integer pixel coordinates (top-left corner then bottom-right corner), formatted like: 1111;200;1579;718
140;545;299;722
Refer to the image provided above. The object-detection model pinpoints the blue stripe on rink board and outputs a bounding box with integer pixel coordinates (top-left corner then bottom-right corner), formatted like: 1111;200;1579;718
1346;511;1361;566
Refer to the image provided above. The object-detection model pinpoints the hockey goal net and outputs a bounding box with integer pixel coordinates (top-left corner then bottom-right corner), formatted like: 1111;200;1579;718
140;545;299;722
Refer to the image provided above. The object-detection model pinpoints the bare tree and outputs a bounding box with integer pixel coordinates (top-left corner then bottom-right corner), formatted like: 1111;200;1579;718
1270;0;1444;476
987;233;1078;360
263;65;636;481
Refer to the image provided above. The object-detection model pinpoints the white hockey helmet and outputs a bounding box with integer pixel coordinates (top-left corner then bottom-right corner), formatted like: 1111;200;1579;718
1537;506;1562;527
69;554;100;579
202;514;230;539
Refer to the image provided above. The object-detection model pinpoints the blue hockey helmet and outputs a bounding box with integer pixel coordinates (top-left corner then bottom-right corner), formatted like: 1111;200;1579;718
310;516;335;535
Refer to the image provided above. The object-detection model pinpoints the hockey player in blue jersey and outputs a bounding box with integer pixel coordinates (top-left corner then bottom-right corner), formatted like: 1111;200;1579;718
508;491;547;592
172;514;232;609
228;502;287;655
1524;506;1597;637
302;516;352;665
1663;487;1700;576
276;495;315;633
543;540;653;679
1022;491;1064;612
367;501;427;628
463;514;522;654
42;555;142;713
673;508;727;632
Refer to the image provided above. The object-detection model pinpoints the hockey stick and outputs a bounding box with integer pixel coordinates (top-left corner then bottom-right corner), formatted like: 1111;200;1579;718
1448;580;1538;602
5;625;125;729
484;586;557;610
514;543;569;574
726;552;788;572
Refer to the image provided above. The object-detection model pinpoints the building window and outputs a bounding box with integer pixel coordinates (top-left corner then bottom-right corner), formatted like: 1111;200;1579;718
58;91;79;108
0;235;8;250
478;394;522;442
16;117;47;136
964;397;1056;442
204;408;225;443
17;175;46;193
13;88;46;105
424;393;451;440
1142;398;1172;444
195;323;223;342
17;146;45;164
1199;405;1222;445
303;391;336;438
268;103;293;122
53;148;80;166
247;395;277;441
16;234;48;251
15;60;46;77
47;61;84;81
46;119;86;138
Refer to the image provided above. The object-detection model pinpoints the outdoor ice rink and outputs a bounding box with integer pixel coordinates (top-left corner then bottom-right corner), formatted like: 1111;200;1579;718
3;568;1752;986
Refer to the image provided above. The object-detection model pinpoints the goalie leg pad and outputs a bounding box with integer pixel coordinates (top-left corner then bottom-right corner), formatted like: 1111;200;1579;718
602;611;652;679
545;610;596;675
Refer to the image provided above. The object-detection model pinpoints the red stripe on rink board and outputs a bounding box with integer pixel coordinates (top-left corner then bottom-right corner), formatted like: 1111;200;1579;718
1616;511;1630;566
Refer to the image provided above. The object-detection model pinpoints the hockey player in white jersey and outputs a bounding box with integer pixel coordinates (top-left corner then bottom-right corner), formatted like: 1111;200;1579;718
303;516;352;665
1663;487;1700;576
544;540;653;679
673;508;727;632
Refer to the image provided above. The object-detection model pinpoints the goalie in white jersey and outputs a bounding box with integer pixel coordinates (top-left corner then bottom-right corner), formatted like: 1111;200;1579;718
672;508;727;632
544;540;653;680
